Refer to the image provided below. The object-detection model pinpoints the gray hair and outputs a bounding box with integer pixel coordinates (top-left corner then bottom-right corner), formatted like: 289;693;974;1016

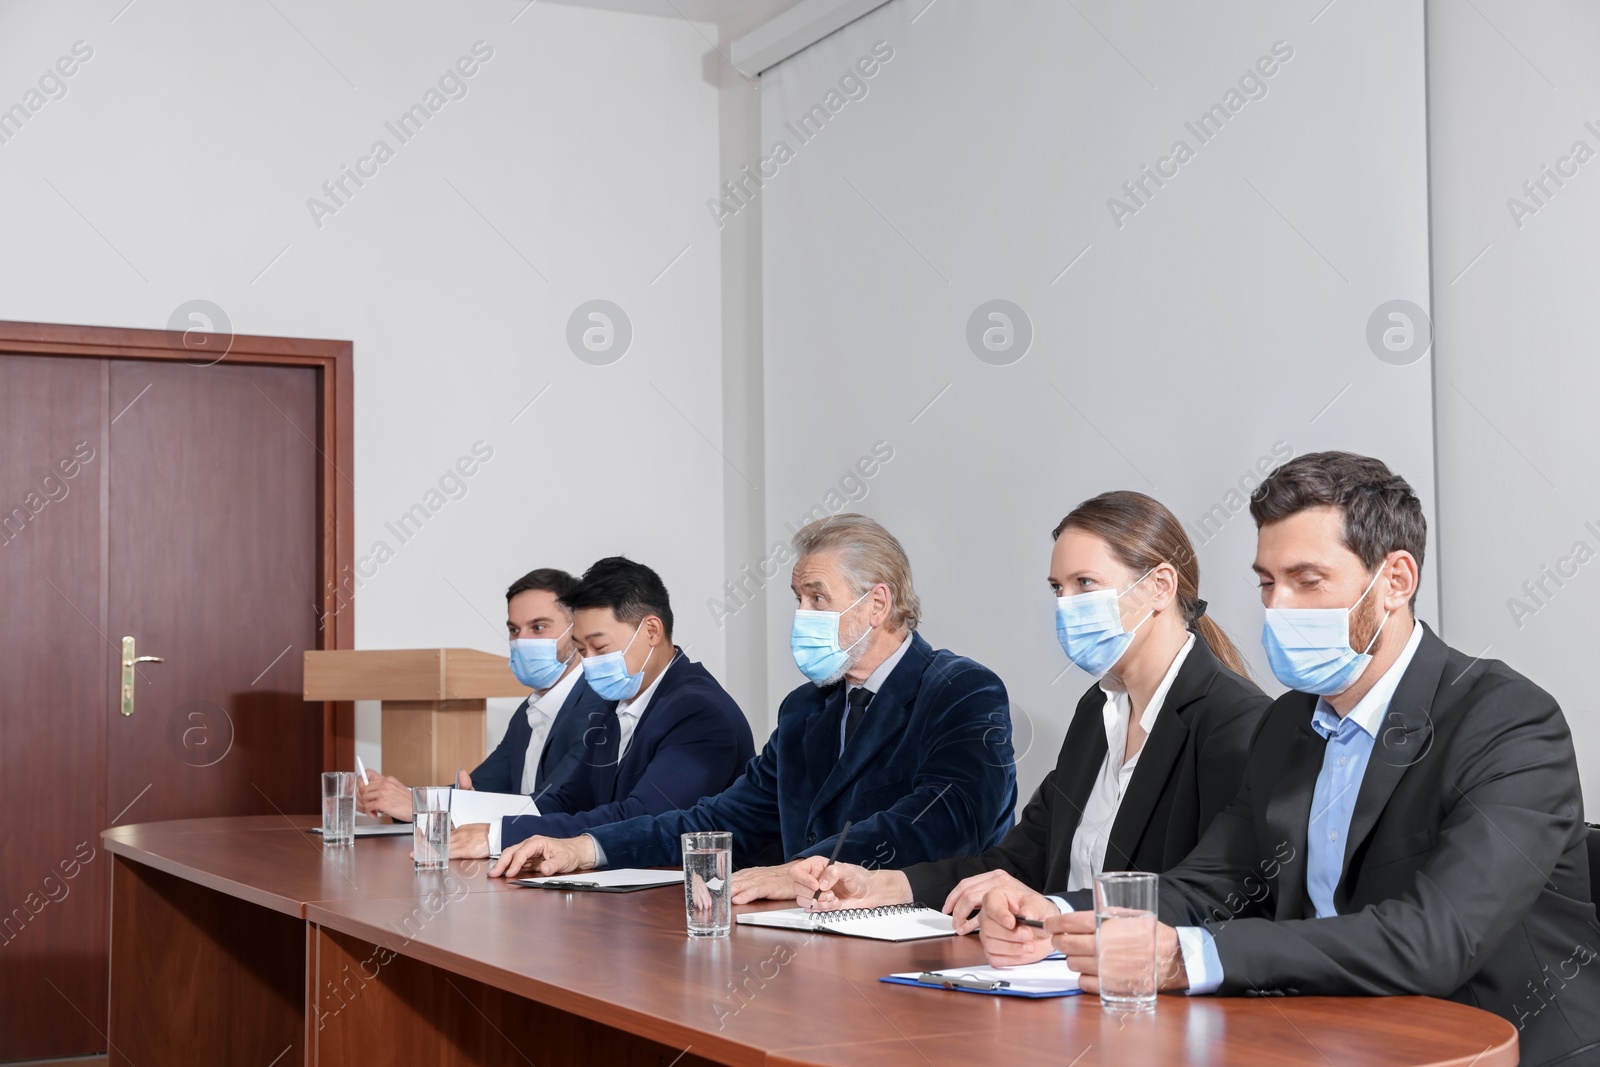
792;513;920;632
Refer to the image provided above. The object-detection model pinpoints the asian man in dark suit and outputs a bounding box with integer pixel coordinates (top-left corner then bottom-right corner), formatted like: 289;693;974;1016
485;514;1017;887
450;556;755;857
792;492;1268;928
357;568;612;820
986;453;1600;1067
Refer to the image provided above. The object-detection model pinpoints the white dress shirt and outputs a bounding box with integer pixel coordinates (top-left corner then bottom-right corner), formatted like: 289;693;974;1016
841;632;912;754
487;663;582;856
519;662;583;794
1064;635;1195;891
615;650;679;761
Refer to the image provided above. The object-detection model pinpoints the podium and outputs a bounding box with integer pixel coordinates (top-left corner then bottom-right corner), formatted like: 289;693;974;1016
303;649;531;788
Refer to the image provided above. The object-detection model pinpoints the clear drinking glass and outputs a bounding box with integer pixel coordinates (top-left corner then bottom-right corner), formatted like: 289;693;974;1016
1094;871;1159;1013
321;772;356;846
411;786;452;872
682;831;732;938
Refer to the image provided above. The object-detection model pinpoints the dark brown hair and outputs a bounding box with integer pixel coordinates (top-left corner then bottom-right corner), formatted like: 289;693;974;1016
505;567;577;602
1054;491;1249;678
1248;451;1426;607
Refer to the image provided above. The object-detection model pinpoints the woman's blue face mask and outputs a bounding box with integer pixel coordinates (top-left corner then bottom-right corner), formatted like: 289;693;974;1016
1054;568;1155;678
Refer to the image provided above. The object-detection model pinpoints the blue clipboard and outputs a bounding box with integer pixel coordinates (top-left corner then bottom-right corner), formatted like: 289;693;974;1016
880;954;1081;999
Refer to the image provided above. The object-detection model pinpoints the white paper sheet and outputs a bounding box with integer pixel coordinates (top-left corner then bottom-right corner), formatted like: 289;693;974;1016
448;789;539;828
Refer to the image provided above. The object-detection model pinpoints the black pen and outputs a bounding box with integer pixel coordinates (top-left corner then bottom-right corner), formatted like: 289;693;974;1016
1013;913;1046;929
812;820;854;903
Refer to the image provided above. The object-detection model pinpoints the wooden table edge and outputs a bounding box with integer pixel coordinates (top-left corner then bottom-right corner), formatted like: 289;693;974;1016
100;818;1525;1067
104;829;308;918
760;998;1519;1067
305;898;772;1067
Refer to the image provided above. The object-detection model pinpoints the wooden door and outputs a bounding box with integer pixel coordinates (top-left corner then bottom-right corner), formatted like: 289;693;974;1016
105;360;321;828
0;355;109;1061
0;324;351;1062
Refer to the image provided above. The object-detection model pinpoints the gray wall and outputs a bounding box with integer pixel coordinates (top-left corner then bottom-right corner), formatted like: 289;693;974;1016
756;0;1438;801
1428;0;1600;807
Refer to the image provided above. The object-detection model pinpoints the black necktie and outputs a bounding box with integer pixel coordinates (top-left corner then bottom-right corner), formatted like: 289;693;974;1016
843;687;873;752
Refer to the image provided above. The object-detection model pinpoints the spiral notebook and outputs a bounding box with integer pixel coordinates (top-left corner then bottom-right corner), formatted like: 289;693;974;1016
736;903;956;942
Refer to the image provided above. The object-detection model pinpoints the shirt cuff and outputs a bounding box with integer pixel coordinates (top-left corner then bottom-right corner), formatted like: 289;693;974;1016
1046;895;1073;914
488;819;502;857
1176;926;1223;995
586;833;607;868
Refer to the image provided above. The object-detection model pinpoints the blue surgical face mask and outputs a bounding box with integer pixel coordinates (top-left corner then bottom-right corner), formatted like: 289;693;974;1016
581;624;654;701
1054;569;1155;678
791;589;873;685
1261;568;1390;696
509;624;575;690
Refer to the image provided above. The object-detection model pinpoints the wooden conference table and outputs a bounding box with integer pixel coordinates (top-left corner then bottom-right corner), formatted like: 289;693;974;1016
103;816;1517;1067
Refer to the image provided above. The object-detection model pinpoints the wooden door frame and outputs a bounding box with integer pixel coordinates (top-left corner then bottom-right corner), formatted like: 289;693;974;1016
0;320;355;770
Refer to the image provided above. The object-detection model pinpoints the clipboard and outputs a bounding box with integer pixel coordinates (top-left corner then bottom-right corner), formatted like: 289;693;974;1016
881;955;1081;998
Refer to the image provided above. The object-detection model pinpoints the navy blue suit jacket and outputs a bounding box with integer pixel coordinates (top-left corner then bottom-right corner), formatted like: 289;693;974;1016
588;632;1017;871
500;651;755;844
470;673;614;799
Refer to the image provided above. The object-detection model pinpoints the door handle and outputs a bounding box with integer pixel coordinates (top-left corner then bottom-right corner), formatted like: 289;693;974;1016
120;636;166;717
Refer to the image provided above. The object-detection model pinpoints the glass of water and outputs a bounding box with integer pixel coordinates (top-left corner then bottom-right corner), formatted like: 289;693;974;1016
411;786;452;873
1094;871;1159;1013
321;772;356;846
682;831;731;938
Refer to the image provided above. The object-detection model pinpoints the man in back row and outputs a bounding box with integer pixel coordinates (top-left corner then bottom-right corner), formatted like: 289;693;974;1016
451;556;755;853
363;560;755;857
983;452;1600;1067
358;567;612;819
489;514;1018;886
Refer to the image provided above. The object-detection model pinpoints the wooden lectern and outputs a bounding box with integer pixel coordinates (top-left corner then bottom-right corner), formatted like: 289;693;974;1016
303;649;531;788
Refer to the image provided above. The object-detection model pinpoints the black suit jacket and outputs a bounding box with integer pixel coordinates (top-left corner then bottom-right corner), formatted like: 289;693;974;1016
1132;624;1600;1067
469;673;614;798
904;635;1268;906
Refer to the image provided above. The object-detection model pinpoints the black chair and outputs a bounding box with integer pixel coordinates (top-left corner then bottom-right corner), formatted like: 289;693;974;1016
1588;824;1600;904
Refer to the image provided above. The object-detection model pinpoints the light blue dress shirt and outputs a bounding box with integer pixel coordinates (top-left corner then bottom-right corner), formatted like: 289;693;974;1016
1305;704;1377;917
1176;621;1424;995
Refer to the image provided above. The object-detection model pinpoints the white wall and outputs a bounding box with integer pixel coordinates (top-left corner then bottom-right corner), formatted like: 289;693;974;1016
0;0;732;770
1428;0;1600;808
16;0;1593;817
756;0;1438;799
710;9;775;746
